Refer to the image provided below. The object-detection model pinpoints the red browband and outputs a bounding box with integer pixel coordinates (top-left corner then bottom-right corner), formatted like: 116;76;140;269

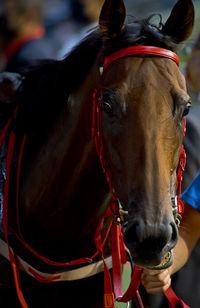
102;46;179;72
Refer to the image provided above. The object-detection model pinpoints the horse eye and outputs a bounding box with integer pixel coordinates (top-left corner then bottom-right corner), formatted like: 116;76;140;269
183;102;191;117
102;101;114;117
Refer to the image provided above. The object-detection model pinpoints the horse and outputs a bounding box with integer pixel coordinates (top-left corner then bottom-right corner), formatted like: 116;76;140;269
0;0;194;307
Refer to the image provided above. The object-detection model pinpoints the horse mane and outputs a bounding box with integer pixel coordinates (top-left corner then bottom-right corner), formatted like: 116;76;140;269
103;14;178;57
2;15;178;137
14;30;102;137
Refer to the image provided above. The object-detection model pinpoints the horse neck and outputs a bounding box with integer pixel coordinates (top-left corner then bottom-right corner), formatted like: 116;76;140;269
20;65;110;259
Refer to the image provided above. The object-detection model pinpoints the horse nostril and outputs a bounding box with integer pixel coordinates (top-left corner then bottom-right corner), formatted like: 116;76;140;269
170;222;178;245
124;220;144;247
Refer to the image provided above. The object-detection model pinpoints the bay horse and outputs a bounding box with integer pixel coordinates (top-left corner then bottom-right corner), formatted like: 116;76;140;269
0;0;194;307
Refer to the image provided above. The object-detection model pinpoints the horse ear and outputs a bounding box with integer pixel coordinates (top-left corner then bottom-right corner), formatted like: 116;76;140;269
99;0;126;38
162;0;194;43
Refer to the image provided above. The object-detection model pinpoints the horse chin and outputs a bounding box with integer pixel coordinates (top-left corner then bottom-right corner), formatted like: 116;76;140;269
145;250;173;270
131;250;173;270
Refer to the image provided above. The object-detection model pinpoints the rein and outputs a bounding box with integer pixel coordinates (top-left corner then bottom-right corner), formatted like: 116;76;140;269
0;46;188;308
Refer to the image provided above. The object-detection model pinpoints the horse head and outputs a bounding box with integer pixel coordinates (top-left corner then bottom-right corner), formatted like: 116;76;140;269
97;0;194;269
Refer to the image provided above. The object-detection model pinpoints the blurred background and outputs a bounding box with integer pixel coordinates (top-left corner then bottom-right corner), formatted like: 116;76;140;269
0;0;199;76
0;1;200;308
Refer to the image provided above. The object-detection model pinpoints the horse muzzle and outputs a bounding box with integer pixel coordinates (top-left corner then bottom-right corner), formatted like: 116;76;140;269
123;214;178;269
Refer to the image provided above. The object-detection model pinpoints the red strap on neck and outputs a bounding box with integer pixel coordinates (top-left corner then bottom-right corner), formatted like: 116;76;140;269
103;46;179;72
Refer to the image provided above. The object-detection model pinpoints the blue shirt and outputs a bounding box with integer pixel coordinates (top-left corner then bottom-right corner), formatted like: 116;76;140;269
181;170;200;212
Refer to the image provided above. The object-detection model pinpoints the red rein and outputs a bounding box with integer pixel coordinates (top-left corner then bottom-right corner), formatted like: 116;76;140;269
1;46;187;308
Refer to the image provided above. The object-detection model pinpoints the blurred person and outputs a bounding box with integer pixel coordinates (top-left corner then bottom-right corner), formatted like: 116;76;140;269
1;0;57;72
58;0;104;58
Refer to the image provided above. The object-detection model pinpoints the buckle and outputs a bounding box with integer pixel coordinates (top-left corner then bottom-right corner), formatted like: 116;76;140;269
118;200;128;223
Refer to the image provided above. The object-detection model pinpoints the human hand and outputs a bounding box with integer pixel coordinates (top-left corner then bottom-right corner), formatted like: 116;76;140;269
141;268;171;294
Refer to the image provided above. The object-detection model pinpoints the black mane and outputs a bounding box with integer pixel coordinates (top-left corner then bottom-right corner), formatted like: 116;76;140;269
103;15;178;57
5;15;178;136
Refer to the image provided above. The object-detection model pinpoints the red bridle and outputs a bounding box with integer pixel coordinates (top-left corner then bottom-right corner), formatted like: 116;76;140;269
92;45;184;219
0;46;188;308
92;46;187;308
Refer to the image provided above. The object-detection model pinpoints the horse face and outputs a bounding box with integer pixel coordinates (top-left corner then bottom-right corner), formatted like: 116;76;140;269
99;0;194;268
101;57;190;268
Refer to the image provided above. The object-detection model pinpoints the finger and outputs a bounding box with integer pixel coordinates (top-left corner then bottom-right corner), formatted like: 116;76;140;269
144;279;171;295
141;272;171;292
142;269;169;282
142;269;166;277
143;276;170;288
154;270;170;283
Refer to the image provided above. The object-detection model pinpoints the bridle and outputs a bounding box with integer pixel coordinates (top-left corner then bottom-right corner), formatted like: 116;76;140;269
0;46;188;308
92;45;187;307
92;45;185;226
